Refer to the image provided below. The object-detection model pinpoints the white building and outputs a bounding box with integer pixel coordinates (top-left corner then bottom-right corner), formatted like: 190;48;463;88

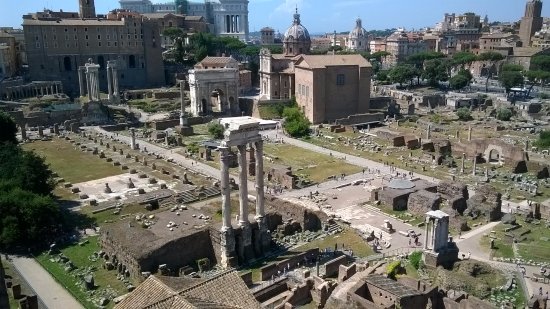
188;56;240;116
119;0;249;41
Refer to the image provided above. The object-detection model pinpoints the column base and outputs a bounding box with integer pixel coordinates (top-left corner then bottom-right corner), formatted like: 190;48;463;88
256;216;271;254
238;222;254;263
220;227;237;269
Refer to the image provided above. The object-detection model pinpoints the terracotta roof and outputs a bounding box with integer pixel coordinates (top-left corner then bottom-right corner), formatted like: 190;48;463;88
180;271;260;309
295;54;372;69
200;56;236;65
115;271;260;309
115;276;188;309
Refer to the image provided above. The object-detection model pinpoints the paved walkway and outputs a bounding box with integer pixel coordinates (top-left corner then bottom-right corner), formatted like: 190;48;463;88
10;256;83;309
88;127;258;192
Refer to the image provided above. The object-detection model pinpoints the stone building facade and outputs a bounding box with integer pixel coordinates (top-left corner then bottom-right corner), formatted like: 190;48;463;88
259;10;373;124
294;54;372;124
23;0;165;97
384;29;427;67
188;56;240;116
120;0;250;41
142;13;210;48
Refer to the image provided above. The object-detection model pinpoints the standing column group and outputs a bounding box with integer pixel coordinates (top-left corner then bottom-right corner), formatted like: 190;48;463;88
219;139;267;268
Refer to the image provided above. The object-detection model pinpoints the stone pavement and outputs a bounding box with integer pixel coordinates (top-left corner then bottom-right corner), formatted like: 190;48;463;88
10;255;84;309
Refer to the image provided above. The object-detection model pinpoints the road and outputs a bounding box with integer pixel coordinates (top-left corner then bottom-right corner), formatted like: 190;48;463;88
10;256;84;309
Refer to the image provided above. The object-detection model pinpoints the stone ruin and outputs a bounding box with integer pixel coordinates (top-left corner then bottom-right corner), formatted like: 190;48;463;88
466;184;502;221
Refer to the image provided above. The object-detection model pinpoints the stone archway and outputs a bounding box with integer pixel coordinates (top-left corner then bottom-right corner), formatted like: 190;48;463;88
210;89;224;113
201;98;208;114
488;149;501;163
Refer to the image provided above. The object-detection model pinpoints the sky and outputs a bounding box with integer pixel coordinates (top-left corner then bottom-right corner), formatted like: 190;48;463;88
1;0;549;34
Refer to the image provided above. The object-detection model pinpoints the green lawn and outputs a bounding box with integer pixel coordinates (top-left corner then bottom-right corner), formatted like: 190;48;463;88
23;139;123;184
263;144;362;183
479;217;550;263
35;236;129;309
295;229;374;258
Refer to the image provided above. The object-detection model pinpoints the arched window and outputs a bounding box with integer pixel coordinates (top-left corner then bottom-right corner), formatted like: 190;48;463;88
98;55;105;69
63;56;72;71
129;55;136;68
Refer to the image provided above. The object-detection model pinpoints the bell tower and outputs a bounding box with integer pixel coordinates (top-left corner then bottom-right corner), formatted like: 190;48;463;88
79;0;96;19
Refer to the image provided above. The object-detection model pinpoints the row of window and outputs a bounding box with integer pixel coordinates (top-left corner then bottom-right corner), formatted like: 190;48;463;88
37;34;143;41
29;25;142;35
36;40;144;49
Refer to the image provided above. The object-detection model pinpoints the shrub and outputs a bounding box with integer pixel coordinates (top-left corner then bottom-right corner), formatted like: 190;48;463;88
283;107;310;138
207;122;225;139
409;251;423;270
386;260;402;279
187;142;199;154
534;130;550;149
496;108;512;121
455;107;471;121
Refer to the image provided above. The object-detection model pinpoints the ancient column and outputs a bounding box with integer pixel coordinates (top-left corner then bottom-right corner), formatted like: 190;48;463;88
237;144;249;225
455;130;459;139
180;80;186;126
468;126;472;141
130;128;136;150
255;140;265;218
112;66;119;100
431;219;437;250
472;155;477;176
38;126;44;138
424;218;430;250
53;123;59;135
219;146;235;267
525;140;529;152
106;65;113;102
426;124;431;140
20;123;26;140
461;153;465;174
86;71;92;101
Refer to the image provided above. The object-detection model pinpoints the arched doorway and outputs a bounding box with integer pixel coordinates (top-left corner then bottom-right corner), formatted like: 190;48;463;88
229;96;235;114
63;56;72;71
488;149;500;163
129;55;136;68
201;98;208;114
210;89;224;113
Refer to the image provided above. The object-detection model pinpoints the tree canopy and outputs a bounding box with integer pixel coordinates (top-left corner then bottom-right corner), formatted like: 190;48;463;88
498;64;524;93
423;58;450;87
456;107;472;121
207;122;225;140
283;101;310;138
388;64;416;87
0;112;17;144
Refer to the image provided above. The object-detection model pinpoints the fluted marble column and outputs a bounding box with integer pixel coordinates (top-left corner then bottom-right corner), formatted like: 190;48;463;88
237;144;249;225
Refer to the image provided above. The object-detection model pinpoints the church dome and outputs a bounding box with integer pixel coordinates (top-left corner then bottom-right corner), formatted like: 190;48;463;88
349;18;367;38
284;9;310;43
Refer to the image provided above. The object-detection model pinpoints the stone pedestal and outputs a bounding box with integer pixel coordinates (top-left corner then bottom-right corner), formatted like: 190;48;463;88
237;223;254;263
220;227;237;268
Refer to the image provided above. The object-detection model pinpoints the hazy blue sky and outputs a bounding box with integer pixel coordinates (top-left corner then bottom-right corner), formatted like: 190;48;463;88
1;0;548;34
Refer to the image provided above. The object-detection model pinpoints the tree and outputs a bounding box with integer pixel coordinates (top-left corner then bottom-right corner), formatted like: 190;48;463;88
524;70;550;97
388;64;416;87
283;107;310;138
496;108;513;121
452;51;477;70
0;183;63;248
531;54;550;71
456;107;472;121
0;112;17;144
207;122;225;139
449;74;469;90
477;51;505;92
0;143;54;195
498;64;524;94
534;130;550;149
423;58;450;87
375;70;389;82
162;27;184;40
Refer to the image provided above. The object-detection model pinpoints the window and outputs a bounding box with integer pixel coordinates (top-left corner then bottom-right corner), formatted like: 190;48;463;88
337;74;345;85
63;56;72;71
98;42;101;47
84;27;88;32
98;34;101;40
107;42;110;47
44;42;48;48
129;55;136;68
306;86;309;97
35;42;40;48
85;35;89;40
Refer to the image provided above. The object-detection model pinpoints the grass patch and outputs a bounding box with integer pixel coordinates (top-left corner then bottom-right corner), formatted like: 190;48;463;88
35;237;129;309
295;229;374;258
257;101;294;119
23;139;123;184
263;144;362;183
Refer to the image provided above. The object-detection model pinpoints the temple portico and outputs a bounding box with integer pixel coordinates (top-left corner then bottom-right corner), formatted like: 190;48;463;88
218;117;270;268
423;210;459;267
